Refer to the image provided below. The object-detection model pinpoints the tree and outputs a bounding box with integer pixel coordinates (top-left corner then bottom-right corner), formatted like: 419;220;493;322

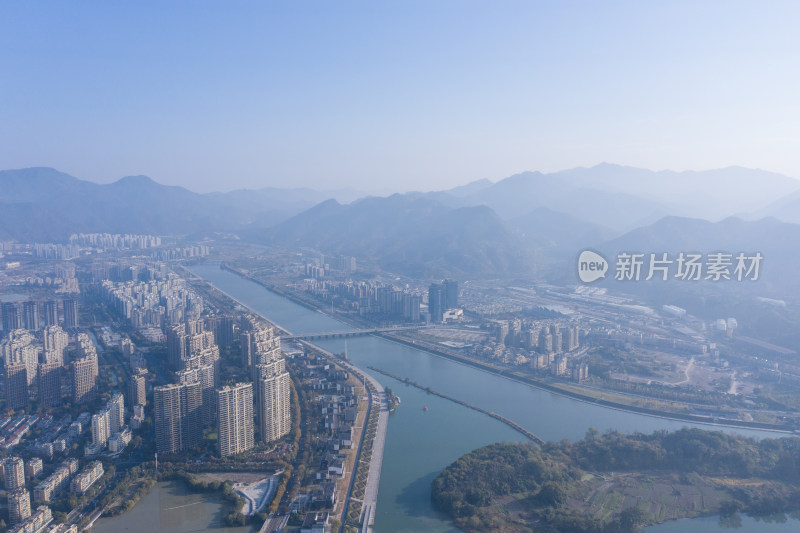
616;506;648;533
537;481;567;507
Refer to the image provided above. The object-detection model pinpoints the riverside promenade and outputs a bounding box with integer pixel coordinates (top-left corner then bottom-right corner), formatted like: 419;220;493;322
354;371;388;533
299;340;388;533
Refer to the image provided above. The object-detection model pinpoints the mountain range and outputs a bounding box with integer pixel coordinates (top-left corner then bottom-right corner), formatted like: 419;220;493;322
0;167;364;241
2;165;800;282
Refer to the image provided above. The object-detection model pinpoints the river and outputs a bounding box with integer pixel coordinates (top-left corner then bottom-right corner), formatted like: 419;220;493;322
181;263;800;532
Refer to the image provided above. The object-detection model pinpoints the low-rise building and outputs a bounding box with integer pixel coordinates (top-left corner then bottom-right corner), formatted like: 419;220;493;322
300;511;330;533
25;458;43;479
8;489;32;524
108;427;132;453
8;505;52;533
34;463;71;502
71;461;104;494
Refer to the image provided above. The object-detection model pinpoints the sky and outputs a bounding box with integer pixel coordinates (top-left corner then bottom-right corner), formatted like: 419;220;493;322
1;1;799;193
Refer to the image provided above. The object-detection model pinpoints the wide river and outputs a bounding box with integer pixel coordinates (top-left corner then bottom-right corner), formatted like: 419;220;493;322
166;263;795;532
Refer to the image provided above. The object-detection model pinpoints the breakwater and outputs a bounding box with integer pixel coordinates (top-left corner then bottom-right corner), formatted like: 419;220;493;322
368;366;544;444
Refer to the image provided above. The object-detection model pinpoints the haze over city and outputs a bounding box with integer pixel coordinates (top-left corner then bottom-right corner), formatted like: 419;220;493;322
4;3;800;533
3;1;800;192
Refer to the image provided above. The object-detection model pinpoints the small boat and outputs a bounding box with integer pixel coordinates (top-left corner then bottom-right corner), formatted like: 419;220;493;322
422;406;429;411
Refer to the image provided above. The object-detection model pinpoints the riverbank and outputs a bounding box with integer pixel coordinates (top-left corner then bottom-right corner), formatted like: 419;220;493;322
298;341;388;533
379;333;794;434
189;261;795;533
185;264;389;532
432;429;800;533
220;263;322;313
218;263;793;435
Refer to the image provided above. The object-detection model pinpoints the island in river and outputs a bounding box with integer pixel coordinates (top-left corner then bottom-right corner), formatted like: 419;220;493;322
431;428;800;532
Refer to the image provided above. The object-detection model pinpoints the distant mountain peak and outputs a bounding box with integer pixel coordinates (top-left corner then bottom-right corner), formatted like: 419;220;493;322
112;174;158;186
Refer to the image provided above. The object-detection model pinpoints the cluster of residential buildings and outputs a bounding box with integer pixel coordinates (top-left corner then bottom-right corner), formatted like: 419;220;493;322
291;353;361;515
31;243;81;261
0;324;100;411
32;413;87;460
301;278;423;322
0;415;40;449
29;233;162;263
33;458;81;502
299;278;462;326
1;298;78;333
85;392;131;456
69;233;162;250
154;315;291;458
468;320;588;381
303;254;357;279
19;263;79;294
2;452;102;532
150;245;210;261
100;275;204;329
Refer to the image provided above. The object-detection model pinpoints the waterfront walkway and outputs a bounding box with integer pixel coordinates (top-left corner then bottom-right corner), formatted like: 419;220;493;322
355;372;388;533
299;341;388;533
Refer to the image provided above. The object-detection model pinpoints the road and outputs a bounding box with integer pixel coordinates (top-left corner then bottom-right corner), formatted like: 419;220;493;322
728;371;738;395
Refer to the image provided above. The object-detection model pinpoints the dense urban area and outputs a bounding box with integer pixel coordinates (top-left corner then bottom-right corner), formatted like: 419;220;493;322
1;231;800;533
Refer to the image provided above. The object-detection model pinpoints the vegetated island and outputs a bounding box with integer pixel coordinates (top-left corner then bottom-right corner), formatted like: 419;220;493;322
431;428;800;532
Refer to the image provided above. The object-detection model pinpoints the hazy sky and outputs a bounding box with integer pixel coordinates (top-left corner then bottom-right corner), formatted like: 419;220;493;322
2;1;799;193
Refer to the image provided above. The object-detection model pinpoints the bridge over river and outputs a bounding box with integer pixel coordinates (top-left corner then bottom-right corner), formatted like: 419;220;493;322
280;325;428;341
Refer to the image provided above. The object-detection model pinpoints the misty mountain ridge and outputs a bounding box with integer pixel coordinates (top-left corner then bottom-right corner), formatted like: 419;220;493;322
0;167;367;241
579;215;800;303
251;194;531;278
431;163;800;232
2;164;800;280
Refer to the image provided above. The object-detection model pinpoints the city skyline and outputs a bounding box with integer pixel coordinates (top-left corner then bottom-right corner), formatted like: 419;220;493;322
2;1;800;192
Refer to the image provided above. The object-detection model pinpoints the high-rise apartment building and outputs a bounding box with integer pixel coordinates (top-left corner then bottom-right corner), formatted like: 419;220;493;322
1;302;23;333
71;355;98;403
5;363;28;409
217;383;254;457
206;315;235;347
25;457;43;479
42;325;69;365
166;324;187;370
128;369;147;407
92;410;111;446
107;392;125;433
257;370;292;443
42;300;58;327
8;489;31;524
22;300;40;331
2;330;39;385
4;457;25;490
37;361;62;407
168;321;218;371
154;382;202;454
444;279;459;310
177;364;216;425
428;283;444;323
154;384;182;454
62;298;79;328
